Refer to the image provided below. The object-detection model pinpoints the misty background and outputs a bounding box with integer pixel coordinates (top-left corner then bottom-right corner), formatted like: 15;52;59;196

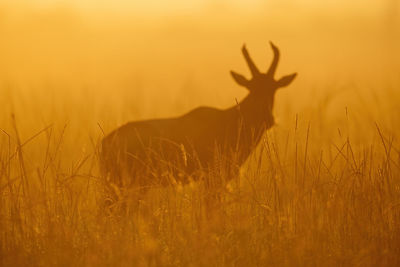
0;0;399;142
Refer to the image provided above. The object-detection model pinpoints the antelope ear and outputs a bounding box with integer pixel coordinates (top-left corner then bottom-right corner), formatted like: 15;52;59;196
230;71;250;88
276;73;297;88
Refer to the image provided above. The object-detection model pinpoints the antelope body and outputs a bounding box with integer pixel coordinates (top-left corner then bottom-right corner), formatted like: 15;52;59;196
101;42;296;190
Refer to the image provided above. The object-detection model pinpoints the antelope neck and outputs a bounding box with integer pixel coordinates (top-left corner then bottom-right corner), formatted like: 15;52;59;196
232;93;275;128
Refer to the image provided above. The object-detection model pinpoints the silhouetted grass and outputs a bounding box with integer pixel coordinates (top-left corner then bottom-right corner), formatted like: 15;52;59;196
1;87;399;266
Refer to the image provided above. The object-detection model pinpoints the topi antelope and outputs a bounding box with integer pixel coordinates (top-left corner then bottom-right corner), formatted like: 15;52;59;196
101;42;296;196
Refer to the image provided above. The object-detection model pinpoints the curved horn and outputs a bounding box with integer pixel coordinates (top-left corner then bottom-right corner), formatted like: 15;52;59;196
242;44;260;77
266;41;280;78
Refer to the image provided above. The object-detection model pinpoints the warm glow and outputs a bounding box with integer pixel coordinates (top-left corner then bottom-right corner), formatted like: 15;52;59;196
0;0;399;266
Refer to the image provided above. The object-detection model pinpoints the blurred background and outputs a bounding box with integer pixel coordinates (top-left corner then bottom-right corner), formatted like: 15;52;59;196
1;3;399;266
0;0;399;145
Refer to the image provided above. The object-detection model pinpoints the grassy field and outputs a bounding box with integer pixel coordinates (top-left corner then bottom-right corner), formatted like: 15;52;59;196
1;4;400;266
1;81;399;266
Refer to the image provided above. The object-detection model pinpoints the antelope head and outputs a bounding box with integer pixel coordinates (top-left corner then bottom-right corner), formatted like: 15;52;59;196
230;42;297;112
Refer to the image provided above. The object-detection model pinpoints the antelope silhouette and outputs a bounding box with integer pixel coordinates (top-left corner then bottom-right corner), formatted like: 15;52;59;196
101;42;296;194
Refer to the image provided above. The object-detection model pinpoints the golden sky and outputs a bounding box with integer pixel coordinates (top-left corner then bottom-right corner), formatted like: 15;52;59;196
0;0;394;15
0;0;398;99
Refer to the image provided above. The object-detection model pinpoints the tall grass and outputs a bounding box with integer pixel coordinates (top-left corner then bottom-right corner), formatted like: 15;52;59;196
1;82;399;266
